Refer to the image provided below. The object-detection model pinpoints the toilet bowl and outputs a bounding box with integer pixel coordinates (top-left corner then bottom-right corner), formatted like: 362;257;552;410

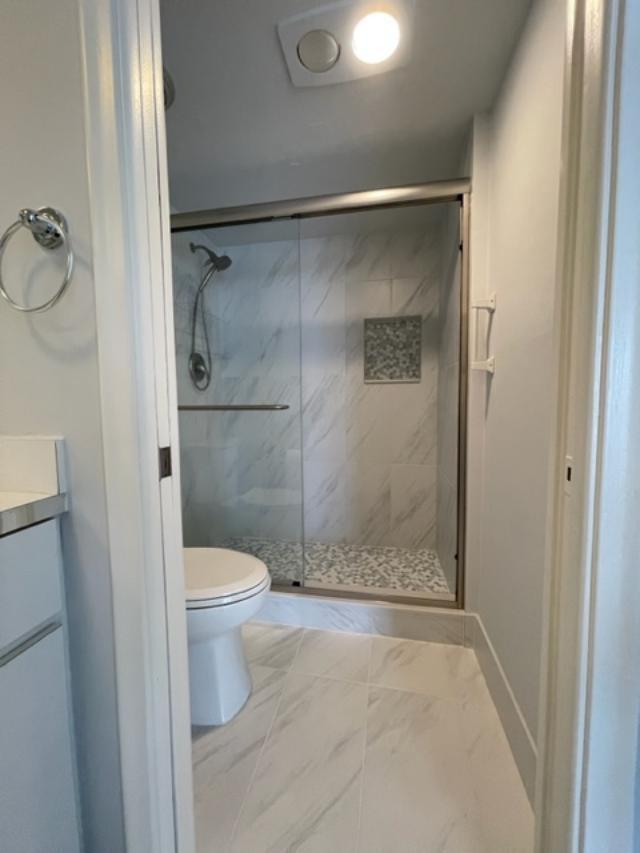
185;547;270;726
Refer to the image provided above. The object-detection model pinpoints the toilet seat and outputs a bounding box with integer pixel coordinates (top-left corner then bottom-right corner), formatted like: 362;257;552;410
185;547;270;609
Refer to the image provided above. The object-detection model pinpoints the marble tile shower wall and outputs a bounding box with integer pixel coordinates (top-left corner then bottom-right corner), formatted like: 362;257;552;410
300;226;441;550
172;230;304;548
436;211;461;591
172;223;449;557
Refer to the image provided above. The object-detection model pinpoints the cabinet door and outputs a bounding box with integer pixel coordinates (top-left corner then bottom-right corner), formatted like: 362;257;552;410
0;520;63;655
0;628;80;853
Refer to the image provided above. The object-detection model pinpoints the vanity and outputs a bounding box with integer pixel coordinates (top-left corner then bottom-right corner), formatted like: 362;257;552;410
0;437;80;852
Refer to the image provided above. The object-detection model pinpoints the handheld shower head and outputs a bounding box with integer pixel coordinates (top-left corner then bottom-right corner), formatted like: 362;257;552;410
189;242;232;271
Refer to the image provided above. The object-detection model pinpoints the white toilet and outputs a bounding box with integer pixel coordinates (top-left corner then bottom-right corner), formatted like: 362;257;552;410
184;547;270;726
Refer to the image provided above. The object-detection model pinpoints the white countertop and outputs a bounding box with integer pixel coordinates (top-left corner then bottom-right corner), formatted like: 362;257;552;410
0;491;68;536
0;437;68;536
0;491;54;512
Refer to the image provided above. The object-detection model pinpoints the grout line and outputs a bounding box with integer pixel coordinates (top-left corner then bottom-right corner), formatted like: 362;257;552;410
288;670;370;687
366;681;469;705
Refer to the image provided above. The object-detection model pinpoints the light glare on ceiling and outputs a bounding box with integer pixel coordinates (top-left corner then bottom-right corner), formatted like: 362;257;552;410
352;11;401;65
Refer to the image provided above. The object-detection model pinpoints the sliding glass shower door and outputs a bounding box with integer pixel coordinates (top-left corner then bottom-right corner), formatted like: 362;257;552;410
173;219;304;586
172;191;466;605
297;204;461;602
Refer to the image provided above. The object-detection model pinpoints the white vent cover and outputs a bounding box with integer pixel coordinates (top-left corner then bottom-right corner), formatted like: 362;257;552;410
277;0;415;88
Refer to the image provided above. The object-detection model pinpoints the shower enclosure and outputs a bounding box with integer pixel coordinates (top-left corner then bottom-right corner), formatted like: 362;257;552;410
171;181;469;607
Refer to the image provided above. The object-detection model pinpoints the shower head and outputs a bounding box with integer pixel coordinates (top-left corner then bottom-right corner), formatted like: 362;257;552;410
190;242;232;271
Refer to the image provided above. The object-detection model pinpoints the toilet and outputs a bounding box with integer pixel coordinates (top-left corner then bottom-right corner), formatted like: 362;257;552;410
184;547;271;726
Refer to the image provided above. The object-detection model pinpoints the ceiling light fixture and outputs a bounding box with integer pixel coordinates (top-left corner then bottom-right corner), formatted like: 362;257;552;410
352;11;401;65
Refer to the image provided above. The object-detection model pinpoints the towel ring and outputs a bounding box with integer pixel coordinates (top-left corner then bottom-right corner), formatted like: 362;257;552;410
0;207;74;313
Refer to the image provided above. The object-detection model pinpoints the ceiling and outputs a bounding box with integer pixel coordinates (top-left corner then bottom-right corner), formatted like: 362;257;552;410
160;0;532;213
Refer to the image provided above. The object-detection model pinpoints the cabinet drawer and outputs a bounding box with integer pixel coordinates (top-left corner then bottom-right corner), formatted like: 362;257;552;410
0;520;63;654
0;627;80;852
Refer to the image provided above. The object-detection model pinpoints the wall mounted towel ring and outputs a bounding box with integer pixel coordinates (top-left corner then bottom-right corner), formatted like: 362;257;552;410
0;207;74;313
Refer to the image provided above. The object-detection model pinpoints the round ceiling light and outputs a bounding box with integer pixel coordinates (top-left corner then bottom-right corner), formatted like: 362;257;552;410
297;29;341;73
352;11;400;65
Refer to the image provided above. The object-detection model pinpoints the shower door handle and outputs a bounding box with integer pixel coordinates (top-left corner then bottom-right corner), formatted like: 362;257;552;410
177;404;290;411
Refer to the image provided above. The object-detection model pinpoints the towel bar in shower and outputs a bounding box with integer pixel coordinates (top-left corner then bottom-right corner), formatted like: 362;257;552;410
178;404;290;411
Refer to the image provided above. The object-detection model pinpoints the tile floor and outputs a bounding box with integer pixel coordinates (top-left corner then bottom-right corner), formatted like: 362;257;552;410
226;537;452;598
192;623;533;853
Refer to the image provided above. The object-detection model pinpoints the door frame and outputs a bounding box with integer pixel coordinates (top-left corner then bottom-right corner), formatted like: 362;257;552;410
79;0;194;850
535;0;640;850
77;0;634;850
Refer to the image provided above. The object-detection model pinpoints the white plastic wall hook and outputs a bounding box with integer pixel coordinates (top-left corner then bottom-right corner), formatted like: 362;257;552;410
472;292;496;312
471;356;495;375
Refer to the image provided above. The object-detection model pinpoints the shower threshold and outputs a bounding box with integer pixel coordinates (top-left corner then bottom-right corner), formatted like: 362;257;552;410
225;537;454;602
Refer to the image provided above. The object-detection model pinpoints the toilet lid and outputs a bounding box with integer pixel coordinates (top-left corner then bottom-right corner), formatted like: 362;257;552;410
184;547;269;602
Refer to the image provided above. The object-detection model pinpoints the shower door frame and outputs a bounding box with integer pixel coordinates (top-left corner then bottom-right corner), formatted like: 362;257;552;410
171;180;471;610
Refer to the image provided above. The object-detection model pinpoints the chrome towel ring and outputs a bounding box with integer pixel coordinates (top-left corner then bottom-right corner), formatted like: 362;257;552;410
0;207;74;313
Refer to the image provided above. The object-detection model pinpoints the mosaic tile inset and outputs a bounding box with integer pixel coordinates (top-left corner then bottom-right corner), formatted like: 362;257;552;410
364;315;422;383
225;537;451;597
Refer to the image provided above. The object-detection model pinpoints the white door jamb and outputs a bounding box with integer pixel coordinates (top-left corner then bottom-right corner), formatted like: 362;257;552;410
79;0;195;850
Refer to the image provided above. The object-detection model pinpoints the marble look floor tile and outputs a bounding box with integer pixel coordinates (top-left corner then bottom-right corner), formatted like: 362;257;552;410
242;622;304;669
459;695;534;853
192;665;287;853
229;674;367;853
358;687;484;853
369;637;487;703
291;629;372;683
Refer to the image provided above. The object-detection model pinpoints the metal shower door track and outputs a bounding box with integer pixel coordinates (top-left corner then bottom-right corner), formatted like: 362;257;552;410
170;179;471;231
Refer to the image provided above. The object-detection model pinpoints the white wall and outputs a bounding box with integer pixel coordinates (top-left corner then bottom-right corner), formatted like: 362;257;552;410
467;0;565;761
0;4;124;850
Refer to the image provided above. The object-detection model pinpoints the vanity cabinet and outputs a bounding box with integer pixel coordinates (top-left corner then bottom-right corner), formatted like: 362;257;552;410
0;519;80;853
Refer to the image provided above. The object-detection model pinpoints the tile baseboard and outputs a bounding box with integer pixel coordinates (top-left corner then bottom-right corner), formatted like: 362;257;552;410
464;612;537;803
256;591;464;646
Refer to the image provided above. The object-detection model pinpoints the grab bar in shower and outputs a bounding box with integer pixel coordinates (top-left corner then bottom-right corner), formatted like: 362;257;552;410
178;404;290;411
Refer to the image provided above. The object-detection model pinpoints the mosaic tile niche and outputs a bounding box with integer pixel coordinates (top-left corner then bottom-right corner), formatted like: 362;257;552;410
364;315;422;383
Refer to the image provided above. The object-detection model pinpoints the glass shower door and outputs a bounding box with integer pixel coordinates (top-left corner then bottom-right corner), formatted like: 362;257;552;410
298;204;461;601
173;219;304;586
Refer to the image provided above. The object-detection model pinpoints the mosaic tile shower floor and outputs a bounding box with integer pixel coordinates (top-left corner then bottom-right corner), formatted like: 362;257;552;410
224;537;452;598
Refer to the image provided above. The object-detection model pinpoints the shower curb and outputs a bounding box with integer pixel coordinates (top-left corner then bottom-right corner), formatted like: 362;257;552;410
255;590;464;645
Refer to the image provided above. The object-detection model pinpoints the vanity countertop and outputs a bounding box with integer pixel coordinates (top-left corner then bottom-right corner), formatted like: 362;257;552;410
0;490;68;536
0;436;68;536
